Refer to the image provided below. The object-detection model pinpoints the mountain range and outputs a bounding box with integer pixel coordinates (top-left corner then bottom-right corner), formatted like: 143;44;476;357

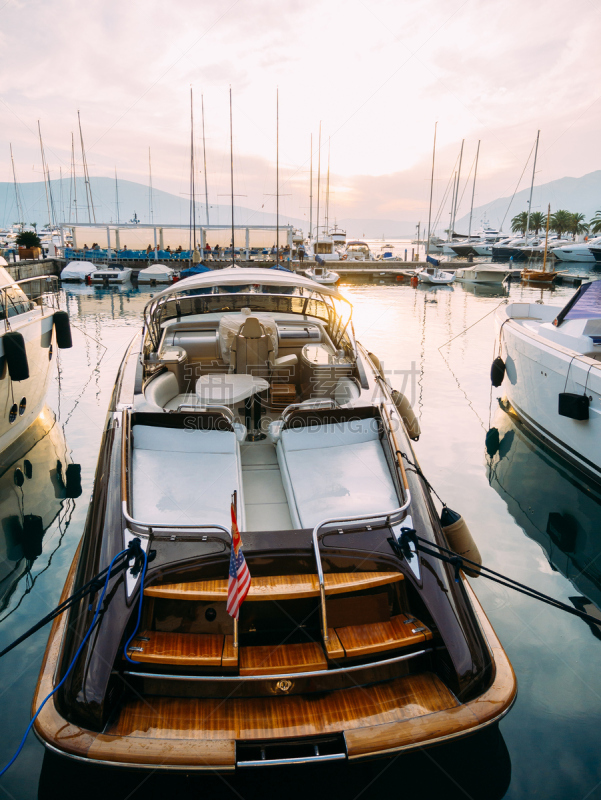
2;171;600;239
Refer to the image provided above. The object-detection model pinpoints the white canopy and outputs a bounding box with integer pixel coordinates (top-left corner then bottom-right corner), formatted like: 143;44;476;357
60;261;96;281
153;265;342;301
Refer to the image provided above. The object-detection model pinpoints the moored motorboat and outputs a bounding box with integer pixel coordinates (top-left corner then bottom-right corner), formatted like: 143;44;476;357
417;264;455;284
34;266;515;771
304;264;340;285
494;281;601;482
454;265;513;284
137;263;175;284
89;265;132;284
552;239;601;262
60;261;96;282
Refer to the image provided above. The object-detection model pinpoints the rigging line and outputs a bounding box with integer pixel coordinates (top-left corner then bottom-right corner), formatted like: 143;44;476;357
437;298;508;351
432;155;459;233
499;139;536;232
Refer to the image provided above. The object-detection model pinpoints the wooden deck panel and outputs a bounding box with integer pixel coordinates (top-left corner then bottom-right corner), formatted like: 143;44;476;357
107;672;458;741
144;572;403;602
335;614;432;657
239;641;327;676
127;631;224;667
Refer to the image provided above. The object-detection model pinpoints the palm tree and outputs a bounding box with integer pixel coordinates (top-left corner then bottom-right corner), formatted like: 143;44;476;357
548;209;572;239
511;211;529;235
590;211;601;235
567;212;588;240
528;212;545;236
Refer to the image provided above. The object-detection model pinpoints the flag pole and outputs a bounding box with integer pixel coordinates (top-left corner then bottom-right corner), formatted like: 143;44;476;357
232;490;239;649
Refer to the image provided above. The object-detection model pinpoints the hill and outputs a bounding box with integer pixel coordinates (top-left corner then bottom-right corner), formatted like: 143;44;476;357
455;170;601;234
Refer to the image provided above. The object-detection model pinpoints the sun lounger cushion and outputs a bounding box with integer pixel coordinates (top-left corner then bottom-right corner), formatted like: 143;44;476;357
277;418;400;529
131;425;244;529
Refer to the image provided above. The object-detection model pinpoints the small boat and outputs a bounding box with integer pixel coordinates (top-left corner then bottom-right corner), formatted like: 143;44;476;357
60;260;96;282
417;265;455;284
494;280;601;482
137;263;175;284
89;264;133;284
309;230;340;261
305;264;340;285
34;266;515;771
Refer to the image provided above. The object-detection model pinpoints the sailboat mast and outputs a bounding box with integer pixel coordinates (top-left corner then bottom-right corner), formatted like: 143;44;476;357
448;172;457;240
201;94;210;226
309;134;313;241
70;133;78;224
190;88;196;252
524;130;540;247
148;147;154;225
425;122;437;256
115;167;120;224
316;122;321;252
325;137;330;232
78;111;96;223
9;144;24;227
450;139;464;239
468;140;480;239
229;87;235;262
38;121;54;228
276;88;279;263
542;202;551;273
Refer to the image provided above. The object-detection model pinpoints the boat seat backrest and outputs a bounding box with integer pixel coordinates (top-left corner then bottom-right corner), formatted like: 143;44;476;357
231;317;273;375
144;371;179;408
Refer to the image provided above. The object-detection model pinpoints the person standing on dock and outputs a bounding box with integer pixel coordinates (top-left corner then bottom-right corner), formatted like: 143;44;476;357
298;244;305;264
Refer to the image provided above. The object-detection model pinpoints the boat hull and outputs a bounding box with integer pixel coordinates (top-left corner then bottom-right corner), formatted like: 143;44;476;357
33;545;516;770
496;305;601;482
0;311;56;452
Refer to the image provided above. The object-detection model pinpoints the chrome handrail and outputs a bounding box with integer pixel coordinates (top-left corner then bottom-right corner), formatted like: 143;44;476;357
124;646;429;682
1;274;60;331
312;496;412;643
281;398;338;424
122;502;231;537
173;403;235;422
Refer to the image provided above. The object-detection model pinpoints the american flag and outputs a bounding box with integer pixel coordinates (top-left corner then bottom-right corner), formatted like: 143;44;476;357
226;499;251;619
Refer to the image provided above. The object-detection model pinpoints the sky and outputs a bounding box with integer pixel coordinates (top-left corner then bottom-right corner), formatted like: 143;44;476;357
1;0;600;233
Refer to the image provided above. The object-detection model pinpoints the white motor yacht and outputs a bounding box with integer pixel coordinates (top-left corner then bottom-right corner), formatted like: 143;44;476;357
494;281;601;482
552;238;601;262
0;269;71;452
344;240;373;261
308;232;340;262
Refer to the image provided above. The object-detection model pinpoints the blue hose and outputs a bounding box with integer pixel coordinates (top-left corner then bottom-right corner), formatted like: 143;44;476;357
122;546;148;664
0;547;129;779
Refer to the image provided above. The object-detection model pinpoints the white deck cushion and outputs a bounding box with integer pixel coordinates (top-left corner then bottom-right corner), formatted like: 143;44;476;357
277;418;399;529
131;425;244;529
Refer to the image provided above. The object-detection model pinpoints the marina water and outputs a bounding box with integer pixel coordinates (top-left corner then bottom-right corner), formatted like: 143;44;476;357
1;277;601;798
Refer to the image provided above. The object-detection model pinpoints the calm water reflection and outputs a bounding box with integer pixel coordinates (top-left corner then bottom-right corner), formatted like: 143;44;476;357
1;277;601;798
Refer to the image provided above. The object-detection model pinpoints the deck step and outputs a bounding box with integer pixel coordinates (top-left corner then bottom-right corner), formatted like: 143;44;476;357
239;641;327;676
144;572;404;602
333;614;432;658
126;631;237;667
